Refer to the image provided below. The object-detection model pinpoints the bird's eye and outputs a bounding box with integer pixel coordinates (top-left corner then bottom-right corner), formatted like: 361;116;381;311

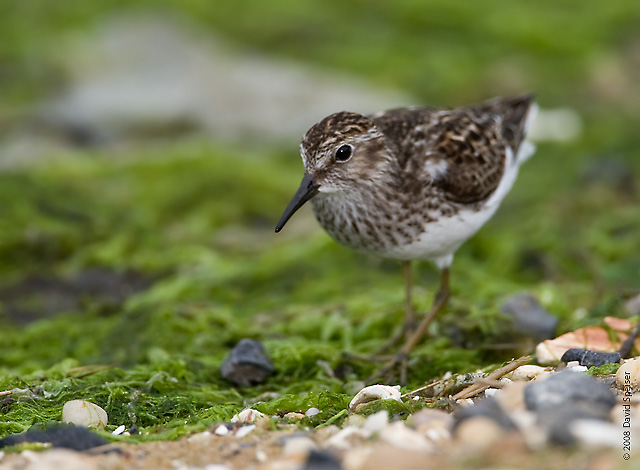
335;144;353;162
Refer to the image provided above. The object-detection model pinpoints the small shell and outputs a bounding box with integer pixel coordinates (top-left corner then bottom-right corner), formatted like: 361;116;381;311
348;384;402;412
231;408;265;423
62;400;108;429
305;407;321;417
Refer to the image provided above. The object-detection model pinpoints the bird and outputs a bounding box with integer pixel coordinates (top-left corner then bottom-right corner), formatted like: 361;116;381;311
275;94;537;384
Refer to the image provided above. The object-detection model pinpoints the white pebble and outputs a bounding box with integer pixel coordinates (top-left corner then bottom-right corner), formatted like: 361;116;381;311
112;424;126;435
235;424;256;438
62;400;108;429
204;465;231;470
231;408;265;423
282;436;317;457
564;361;587;372
570;419;619;448
484;388;501;398
214;424;229;436
380;421;433;451
617;357;640;391
348;384;402;412
305;407;321;417
507;365;549;381
363;410;389;434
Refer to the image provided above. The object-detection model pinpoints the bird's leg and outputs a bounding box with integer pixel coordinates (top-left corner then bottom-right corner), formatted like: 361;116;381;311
375;261;416;355
369;267;451;385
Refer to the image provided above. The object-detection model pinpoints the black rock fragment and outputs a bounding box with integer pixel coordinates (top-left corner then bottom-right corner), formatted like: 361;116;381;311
221;338;274;387
0;424;108;451
500;294;558;343
303;449;342;470
560;348;622;368
453;396;517;432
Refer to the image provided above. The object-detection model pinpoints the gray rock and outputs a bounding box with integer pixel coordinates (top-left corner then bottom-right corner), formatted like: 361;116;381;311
303;449;342;470
524;370;616;412
221;339;274;386
537;402;612;446
524;371;617;445
0;424;108;451
500;294;558;343
453;397;517;432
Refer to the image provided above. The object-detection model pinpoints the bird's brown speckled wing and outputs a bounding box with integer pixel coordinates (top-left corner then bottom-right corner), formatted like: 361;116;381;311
372;95;533;205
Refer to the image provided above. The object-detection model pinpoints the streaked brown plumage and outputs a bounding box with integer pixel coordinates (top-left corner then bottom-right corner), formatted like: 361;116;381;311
276;94;537;383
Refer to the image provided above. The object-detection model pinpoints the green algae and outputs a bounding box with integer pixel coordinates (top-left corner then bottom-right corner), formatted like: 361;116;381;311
0;0;639;445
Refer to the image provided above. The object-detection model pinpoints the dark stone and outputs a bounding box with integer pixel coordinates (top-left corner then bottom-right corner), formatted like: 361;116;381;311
0;424;108;451
524;371;617;446
500;294;558;343
537;402;613;446
580;156;636;195
303;449;342;470
453;396;517;432
0;268;153;325
560;348;622;368
524;370;616;412
221;339;274;387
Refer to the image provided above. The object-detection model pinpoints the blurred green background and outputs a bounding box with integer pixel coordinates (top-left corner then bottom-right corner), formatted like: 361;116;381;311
0;0;638;438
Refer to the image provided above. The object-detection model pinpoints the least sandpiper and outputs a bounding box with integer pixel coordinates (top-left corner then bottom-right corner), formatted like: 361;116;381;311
275;94;537;383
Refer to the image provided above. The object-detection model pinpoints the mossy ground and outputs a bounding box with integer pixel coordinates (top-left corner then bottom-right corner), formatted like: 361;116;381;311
1;0;639;444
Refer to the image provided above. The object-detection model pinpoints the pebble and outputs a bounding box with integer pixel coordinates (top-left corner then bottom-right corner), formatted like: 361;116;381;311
524;370;616;412
324;426;365;450
214;424;230;436
220;339;274;387
495;381;528;412
537;403;614;445
362;410;389;434
500;294;558;343
560;348;621;367
61;400;108;429
305;407;321;417
625;294;640;316
283;436;318;457
524;371;617;445
0;425;108;451
348;384;402;413
15;448;94;470
616;357;640;391
453;397;517;432
302;449;342;470
408;409;453;443
455;416;507;451
112;424;126;436
380;421;433;452
234;425;256;438
231;408;266;424
506;365;551;381
569;419;620;448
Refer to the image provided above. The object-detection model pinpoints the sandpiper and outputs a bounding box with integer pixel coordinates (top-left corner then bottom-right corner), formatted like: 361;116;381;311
275;94;537;383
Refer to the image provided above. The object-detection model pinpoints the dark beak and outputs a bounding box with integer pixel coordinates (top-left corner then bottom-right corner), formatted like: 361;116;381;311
275;172;320;233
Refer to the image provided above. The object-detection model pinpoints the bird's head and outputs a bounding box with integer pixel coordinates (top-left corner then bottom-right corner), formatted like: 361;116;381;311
275;112;392;232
